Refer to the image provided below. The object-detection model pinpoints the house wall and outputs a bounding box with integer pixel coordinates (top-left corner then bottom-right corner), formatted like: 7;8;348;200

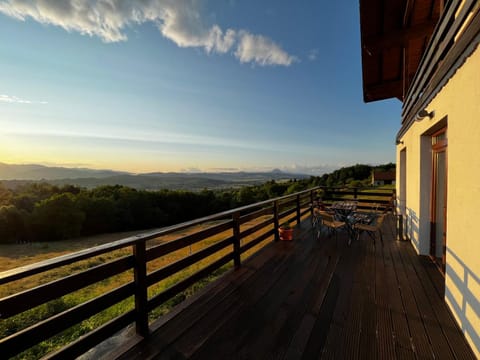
397;45;480;357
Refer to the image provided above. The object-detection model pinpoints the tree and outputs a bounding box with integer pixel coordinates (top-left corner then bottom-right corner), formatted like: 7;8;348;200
31;194;85;241
349;180;363;188
286;182;304;194
235;186;257;206
76;194;117;235
264;180;288;198
0;183;12;206
375;162;396;172
12;194;37;212
0;206;27;243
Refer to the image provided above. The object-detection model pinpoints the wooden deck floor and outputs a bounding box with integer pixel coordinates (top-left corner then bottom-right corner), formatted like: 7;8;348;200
117;216;476;359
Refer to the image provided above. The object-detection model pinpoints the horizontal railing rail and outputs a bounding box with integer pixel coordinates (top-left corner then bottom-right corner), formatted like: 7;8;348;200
318;187;395;211
0;186;319;359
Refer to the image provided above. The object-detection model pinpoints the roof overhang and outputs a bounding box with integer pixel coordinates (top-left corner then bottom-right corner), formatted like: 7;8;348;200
359;0;441;102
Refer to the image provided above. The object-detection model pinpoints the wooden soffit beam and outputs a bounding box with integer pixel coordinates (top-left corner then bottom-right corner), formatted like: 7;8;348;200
364;79;403;102
363;20;437;53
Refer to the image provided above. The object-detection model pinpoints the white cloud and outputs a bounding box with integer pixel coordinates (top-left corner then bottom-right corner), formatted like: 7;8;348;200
4;126;275;152
204;164;341;175
0;0;297;66
0;94;47;104
308;48;319;61
279;164;340;176
235;31;298;66
180;167;202;173
208;167;240;172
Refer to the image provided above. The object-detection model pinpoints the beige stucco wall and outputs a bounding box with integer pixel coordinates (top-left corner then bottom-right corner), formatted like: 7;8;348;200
396;45;480;356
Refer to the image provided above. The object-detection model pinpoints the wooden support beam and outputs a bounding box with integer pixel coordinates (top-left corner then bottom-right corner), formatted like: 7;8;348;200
273;201;280;242
364;79;403;102
133;240;149;338
403;0;416;26
232;211;241;268
402;45;409;102
364;20;436;52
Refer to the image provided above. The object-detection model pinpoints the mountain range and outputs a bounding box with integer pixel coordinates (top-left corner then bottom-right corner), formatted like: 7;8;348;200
0;163;129;180
0;163;308;191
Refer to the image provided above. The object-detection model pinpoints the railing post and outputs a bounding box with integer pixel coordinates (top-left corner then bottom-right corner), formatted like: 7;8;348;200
397;214;404;241
296;194;301;224
232;211;241;268
273;200;280;242
133;240;149;337
310;190;315;218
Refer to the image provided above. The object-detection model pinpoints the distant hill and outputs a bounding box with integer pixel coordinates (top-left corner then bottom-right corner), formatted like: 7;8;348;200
0;163;308;191
0;162;129;180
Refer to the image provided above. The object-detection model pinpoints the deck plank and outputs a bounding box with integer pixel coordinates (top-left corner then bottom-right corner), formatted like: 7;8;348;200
283;253;339;360
316;234;359;359
160;252;294;358
389;234;437;358
331;236;367;359
404;246;477;359
358;240;377;360
396;238;456;359
115;216;475;360
382;240;412;355
375;242;396;359
189;241;323;358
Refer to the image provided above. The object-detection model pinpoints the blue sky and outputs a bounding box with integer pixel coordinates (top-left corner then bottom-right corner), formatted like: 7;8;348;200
0;0;401;174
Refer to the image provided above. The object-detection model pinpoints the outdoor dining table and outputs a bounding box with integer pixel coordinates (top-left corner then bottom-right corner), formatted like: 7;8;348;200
330;201;357;221
330;201;375;245
330;201;358;244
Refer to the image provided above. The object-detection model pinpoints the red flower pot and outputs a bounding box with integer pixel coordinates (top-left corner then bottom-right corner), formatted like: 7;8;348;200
279;227;293;241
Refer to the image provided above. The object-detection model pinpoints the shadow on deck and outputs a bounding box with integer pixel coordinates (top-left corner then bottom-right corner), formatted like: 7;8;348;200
117;216;475;359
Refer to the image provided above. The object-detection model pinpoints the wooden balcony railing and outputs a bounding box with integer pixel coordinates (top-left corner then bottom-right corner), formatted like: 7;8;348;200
0;187;319;359
320;187;395;211
0;186;395;359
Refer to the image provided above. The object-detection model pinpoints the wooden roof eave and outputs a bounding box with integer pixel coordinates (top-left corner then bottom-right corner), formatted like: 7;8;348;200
359;0;440;103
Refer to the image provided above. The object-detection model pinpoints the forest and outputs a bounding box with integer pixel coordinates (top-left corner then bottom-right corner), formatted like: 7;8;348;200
0;163;394;243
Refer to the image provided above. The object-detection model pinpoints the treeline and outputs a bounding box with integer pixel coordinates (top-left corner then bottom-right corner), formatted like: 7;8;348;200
315;163;395;187
0;163;394;243
0;180;309;243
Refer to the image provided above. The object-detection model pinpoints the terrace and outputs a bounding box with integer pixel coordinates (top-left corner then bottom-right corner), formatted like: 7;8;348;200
0;188;476;359
118;220;476;359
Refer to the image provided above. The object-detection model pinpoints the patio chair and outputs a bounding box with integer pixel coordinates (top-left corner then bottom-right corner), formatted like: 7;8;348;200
311;201;332;228
315;210;346;242
374;196;395;215
385;195;396;215
354;213;386;245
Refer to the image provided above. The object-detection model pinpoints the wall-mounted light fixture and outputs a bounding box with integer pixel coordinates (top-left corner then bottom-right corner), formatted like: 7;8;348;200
415;109;435;122
396;140;404;145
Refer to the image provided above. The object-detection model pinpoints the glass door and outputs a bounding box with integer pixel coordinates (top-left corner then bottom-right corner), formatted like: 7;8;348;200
431;128;447;272
399;149;407;239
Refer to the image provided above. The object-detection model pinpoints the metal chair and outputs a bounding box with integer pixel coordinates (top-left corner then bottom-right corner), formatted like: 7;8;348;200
311;202;332;228
315;210;346;242
354;213;386;245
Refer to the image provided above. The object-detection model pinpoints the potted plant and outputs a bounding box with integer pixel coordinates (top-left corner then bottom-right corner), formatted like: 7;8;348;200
279;222;294;241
